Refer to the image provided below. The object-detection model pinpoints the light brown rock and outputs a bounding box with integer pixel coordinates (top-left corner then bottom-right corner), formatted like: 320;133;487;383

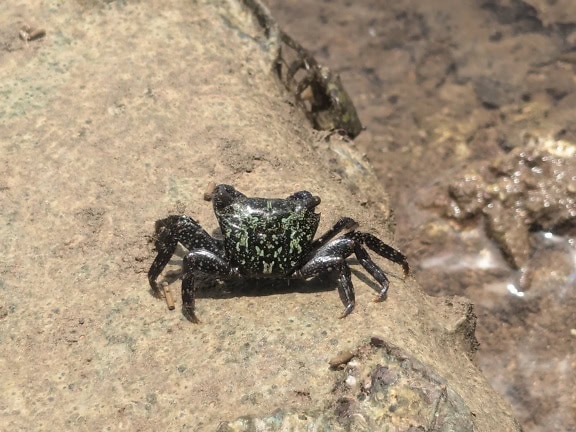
0;1;520;430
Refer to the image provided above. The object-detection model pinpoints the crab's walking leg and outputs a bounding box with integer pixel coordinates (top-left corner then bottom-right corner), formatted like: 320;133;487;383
342;231;409;301
148;215;222;296
352;244;391;302
346;231;410;277
279;31;317;85
335;262;355;318
293;231;409;317
148;217;180;296
280;31;308;58
292;238;357;318
181;250;239;323
310;217;358;251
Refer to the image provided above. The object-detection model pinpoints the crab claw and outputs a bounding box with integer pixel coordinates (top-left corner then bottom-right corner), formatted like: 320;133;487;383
212;184;247;212
287;190;321;211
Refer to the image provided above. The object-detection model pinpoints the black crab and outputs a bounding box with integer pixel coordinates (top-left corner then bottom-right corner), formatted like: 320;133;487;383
148;184;409;322
278;31;364;139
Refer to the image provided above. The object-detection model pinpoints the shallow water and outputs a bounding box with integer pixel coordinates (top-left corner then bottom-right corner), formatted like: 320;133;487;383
268;1;576;430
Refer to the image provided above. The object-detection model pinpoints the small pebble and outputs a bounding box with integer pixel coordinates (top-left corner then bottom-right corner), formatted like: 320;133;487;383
328;350;355;368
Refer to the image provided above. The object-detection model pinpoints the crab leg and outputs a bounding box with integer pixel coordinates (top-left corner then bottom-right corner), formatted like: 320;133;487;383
293;231;408;317
148;215;223;297
352;243;391;302
309;217;358;251
181;250;239;323
292;237;357;317
335;262;355;318
345;231;410;277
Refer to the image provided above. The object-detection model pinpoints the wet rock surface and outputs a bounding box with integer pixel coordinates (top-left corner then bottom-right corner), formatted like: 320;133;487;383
443;138;576;271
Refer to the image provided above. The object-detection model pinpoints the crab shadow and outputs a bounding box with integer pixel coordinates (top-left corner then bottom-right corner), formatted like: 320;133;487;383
153;259;401;303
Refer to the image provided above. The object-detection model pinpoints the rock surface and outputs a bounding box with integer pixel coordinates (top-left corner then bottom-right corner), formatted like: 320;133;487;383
0;0;520;430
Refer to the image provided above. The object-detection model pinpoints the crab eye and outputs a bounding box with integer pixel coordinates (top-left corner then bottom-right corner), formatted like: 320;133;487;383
287;191;321;210
212;184;246;212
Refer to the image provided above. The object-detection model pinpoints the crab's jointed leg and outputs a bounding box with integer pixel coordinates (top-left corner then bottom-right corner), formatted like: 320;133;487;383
292;237;357;318
181;250;239;323
345;231;410;278
292;230;409;318
309;217;358;251
148;215;223;296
